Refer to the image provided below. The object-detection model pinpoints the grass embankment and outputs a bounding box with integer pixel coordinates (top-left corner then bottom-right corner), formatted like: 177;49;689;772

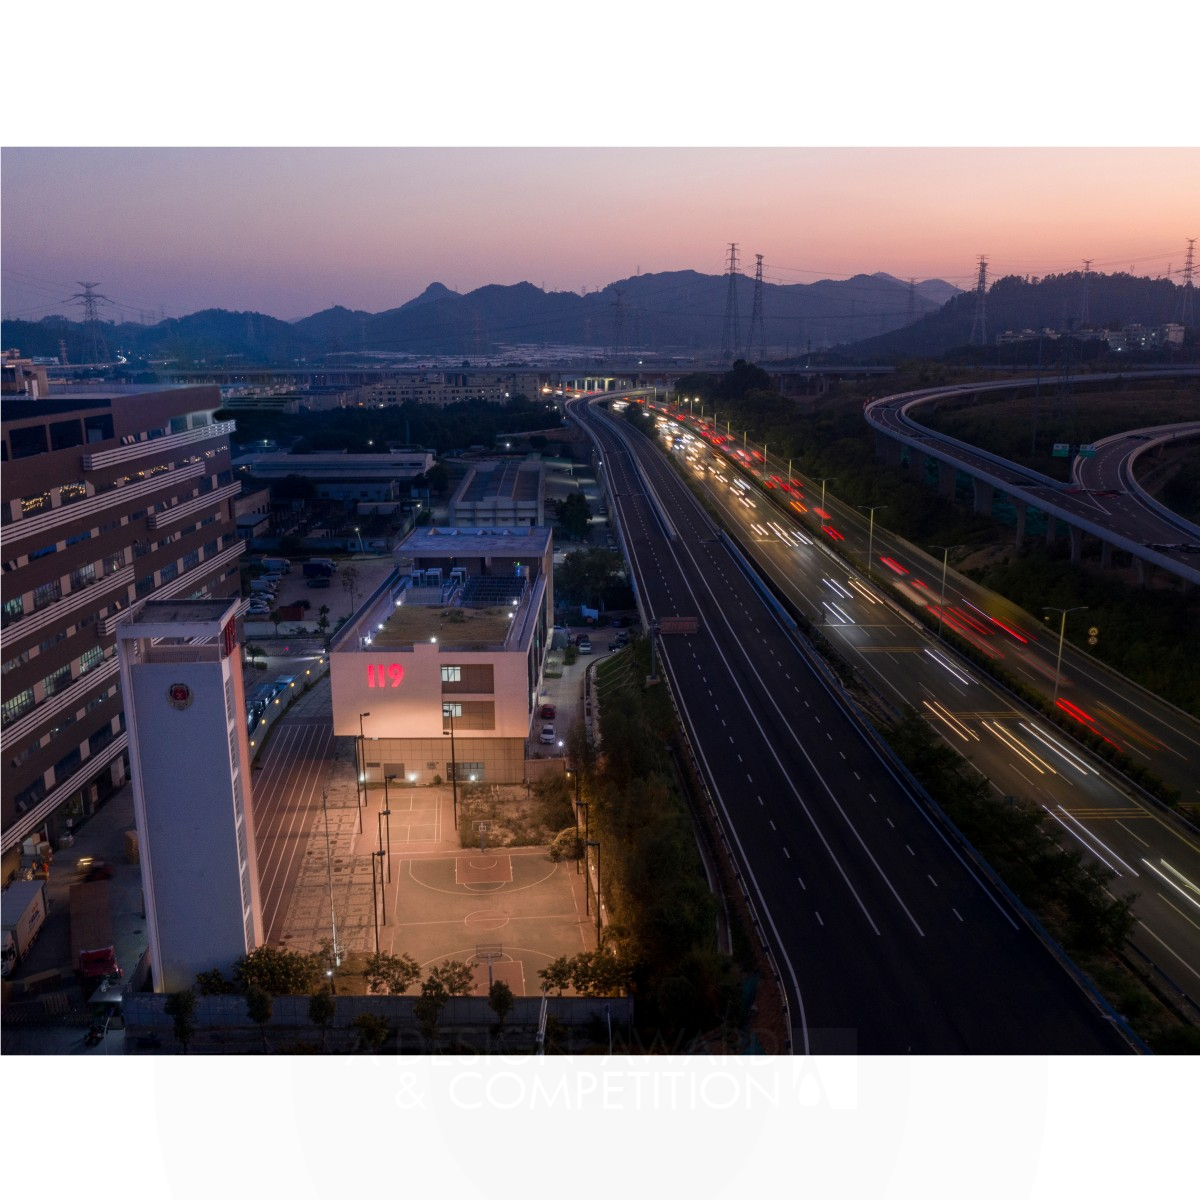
550;641;778;1051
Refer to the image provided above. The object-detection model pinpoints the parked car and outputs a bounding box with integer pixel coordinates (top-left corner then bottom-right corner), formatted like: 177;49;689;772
577;638;592;654
539;703;557;719
307;576;332;588
538;723;557;744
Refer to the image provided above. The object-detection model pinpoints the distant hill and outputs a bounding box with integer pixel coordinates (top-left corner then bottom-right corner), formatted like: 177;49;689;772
846;271;1189;361
3;268;967;366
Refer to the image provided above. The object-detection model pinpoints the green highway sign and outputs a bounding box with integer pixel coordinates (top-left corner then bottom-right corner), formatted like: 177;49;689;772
1052;443;1071;458
1078;445;1096;458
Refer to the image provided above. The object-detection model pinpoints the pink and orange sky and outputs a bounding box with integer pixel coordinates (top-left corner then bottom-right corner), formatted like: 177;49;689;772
3;147;1196;324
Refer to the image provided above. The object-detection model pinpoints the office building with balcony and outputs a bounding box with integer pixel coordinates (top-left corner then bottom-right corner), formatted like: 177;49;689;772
1;380;243;881
117;598;262;991
328;525;554;785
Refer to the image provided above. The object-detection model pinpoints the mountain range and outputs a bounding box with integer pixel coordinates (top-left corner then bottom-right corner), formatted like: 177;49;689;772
1;270;956;365
2;268;1190;369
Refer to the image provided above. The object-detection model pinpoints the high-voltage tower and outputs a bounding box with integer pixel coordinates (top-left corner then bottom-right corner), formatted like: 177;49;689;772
721;242;741;362
968;255;988;346
747;254;766;361
1180;239;1196;327
1079;259;1093;326
70;281;112;365
611;287;628;357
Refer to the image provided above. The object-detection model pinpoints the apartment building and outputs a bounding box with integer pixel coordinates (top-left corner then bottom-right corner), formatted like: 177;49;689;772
1;380;243;881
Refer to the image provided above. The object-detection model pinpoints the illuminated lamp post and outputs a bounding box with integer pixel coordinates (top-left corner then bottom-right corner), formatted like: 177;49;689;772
443;703;459;829
1042;606;1087;705
857;505;887;575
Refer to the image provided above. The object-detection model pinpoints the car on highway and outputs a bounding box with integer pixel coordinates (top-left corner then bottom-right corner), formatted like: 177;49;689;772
538;723;557;744
822;525;845;541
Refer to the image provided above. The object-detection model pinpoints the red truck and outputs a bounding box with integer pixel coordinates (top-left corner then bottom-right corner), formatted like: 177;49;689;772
69;881;122;988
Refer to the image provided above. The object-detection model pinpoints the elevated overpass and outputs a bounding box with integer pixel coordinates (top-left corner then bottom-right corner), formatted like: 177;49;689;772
864;370;1200;585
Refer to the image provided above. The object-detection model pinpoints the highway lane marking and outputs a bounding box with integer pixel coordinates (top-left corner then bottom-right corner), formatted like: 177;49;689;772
853;772;861;780
758;796;764;805
1157;892;1200;933
869;794;877;803
797;875;806;890
1114;819;1150;846
928;875;938;887
814;911;824;926
1134;919;1200;985
886;817;895;828
906;845;915;855
770;820;777;831
783;847;791;859
952;907;963;921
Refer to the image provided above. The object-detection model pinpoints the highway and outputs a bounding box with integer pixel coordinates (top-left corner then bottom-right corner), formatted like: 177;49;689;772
649;414;1200;1015
572;397;1131;1053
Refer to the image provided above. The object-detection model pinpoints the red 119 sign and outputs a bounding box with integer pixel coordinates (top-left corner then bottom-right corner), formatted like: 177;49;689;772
366;663;405;688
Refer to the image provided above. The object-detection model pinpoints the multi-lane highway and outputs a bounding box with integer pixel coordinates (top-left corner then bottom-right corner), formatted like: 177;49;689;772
647;413;1200;1015
571;397;1132;1053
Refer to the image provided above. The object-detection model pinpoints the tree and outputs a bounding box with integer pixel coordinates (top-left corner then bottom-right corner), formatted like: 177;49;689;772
363;951;421;996
341;563;360;613
427;959;475;996
245;986;273;1052
556;492;592;541
164;988;197;1054
538;956;573;997
194;967;234;996
316;604;331;643
487;979;515;1037
413;978;449;1049
424;462;451;496
308;989;336;1052
243;644;267;669
351;1012;391;1054
233;945;323;995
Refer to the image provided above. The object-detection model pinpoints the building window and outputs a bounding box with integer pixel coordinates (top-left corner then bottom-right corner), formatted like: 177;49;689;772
10;425;49;459
84;413;114;443
104;551;125;575
54;746;83;779
2;596;24;627
79;645;104;674
135;575;154;598
33;580;61;610
453;761;485;782
71;562;96;589
2;688;35;728
441;666;461;683
50;420;85;451
42;664;72;697
160;561;178;584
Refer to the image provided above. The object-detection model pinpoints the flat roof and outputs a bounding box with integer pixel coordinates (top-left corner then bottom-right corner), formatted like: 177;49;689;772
370;602;519;650
457;460;542;504
124;597;236;627
398;525;551;560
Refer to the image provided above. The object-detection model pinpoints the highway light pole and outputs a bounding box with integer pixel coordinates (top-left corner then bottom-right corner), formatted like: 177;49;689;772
932;545;963;637
857;505;887;573
817;477;836;532
1043;606;1087;704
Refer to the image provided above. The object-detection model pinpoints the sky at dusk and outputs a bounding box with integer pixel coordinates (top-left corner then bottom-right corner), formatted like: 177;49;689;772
3;9;1197;327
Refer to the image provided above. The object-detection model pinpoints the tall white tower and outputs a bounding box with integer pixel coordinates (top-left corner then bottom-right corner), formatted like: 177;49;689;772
117;598;262;992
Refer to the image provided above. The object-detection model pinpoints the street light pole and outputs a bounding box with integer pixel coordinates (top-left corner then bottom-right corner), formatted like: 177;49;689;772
357;712;370;835
579;801;590;910
857;505;887;573
588;839;601;945
383;774;394;883
443;704;459;830
568;769;582;874
1043;606;1087;704
376;849;387;926
369;849;380;954
320;786;339;983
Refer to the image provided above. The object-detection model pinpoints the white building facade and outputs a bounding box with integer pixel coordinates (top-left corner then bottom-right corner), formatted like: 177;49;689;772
117;597;262;992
